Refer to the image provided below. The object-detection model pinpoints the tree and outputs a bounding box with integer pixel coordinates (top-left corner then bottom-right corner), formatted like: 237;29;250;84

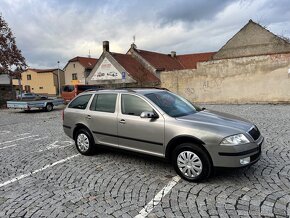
0;14;26;76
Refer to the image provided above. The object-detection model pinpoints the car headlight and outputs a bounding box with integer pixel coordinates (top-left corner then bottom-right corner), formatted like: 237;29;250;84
220;134;250;145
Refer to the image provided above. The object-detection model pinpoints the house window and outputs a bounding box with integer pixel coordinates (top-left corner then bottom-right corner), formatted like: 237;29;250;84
27;75;31;80
72;73;78;80
39;87;43;89
73;64;76;68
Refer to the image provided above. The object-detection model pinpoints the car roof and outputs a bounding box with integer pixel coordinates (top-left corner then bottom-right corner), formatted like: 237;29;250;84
82;88;168;95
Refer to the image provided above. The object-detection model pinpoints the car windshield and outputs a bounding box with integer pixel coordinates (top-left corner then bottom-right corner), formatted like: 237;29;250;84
145;91;200;117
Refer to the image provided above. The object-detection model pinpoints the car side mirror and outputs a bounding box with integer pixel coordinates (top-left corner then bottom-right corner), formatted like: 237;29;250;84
140;111;159;119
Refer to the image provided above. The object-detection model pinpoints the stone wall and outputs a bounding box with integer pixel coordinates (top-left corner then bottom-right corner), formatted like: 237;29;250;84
161;53;290;104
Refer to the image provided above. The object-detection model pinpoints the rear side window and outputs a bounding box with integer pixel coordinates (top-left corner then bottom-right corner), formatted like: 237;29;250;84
90;94;117;113
68;94;92;110
121;94;153;116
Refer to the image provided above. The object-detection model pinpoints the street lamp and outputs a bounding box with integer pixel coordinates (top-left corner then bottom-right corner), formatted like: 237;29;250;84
57;61;61;97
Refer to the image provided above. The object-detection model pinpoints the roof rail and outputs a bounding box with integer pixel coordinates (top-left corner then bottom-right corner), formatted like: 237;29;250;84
117;87;169;91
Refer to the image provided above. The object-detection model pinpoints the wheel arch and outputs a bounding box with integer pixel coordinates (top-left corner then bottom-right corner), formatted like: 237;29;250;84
165;135;212;165
73;123;94;141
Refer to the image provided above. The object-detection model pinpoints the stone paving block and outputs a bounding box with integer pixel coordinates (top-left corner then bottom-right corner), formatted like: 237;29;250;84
0;105;290;217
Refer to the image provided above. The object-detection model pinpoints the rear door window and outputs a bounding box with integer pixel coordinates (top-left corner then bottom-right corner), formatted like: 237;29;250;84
68;94;92;110
90;94;117;113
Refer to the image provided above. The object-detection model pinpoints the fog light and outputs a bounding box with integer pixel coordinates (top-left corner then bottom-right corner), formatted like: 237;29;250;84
240;157;250;165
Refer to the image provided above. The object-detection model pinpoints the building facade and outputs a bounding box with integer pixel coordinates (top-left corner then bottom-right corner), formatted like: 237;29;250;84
87;41;160;87
63;56;98;85
12;68;65;96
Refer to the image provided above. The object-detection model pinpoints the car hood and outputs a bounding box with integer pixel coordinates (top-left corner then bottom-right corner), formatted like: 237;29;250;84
176;110;253;132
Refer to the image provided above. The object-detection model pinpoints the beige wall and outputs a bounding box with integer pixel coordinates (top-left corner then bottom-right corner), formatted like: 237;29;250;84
64;62;86;85
161;53;290;104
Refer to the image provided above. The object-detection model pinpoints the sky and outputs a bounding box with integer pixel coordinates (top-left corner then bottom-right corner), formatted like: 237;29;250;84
0;0;290;69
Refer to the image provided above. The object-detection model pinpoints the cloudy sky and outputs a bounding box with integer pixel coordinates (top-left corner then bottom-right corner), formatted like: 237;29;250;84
1;0;290;69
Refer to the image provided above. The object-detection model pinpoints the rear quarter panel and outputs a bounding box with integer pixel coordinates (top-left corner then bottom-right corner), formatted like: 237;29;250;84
63;108;89;139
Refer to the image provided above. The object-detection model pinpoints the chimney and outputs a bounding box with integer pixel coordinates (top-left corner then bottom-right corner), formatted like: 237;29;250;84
171;51;176;57
103;41;109;52
131;43;137;49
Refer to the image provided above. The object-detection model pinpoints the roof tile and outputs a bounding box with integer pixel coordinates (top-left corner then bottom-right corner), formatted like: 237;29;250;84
135;49;215;70
176;52;216;69
136;49;183;71
69;56;98;69
111;53;160;83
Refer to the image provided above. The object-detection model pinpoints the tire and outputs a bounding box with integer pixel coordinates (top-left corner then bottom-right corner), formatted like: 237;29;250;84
172;143;212;182
45;104;53;112
75;128;95;155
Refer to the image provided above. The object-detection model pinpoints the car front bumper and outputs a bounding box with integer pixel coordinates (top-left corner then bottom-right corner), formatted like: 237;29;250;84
208;136;264;168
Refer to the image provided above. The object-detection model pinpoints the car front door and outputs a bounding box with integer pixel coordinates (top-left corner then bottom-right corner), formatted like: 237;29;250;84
86;93;119;147
117;94;165;157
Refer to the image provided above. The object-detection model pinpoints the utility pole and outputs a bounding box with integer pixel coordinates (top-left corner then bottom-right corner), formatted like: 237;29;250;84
57;61;61;97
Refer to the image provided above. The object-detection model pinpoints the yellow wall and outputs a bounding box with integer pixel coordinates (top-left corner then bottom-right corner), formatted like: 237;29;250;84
161;53;290;104
12;69;65;95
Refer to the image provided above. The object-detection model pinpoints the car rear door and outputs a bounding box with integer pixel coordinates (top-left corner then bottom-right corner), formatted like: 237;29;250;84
86;93;119;147
117;93;165;157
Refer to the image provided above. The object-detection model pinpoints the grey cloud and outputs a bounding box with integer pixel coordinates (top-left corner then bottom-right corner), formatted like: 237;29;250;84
157;0;234;25
1;0;290;68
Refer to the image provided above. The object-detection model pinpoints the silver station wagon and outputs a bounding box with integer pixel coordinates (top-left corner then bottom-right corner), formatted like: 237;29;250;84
63;88;263;182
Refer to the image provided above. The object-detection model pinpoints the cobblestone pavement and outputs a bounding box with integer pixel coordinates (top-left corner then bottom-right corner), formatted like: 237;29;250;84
0;105;289;218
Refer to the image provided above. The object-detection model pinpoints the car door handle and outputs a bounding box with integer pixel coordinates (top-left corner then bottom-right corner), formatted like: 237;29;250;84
119;119;126;124
86;115;92;119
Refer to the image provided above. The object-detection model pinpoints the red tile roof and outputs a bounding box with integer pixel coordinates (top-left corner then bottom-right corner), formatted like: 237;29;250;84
135;49;215;70
135;49;184;71
111;53;160;83
28;68;58;73
68;56;98;69
176;52;216;69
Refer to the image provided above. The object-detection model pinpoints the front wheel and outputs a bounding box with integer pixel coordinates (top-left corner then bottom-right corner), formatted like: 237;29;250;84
172;143;212;182
75;129;95;155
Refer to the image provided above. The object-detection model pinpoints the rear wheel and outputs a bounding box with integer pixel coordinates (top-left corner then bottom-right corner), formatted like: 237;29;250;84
172;143;212;182
45;103;53;112
75;129;95;155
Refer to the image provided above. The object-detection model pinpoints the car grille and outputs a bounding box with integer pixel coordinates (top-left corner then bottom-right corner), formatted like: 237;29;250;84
248;126;261;141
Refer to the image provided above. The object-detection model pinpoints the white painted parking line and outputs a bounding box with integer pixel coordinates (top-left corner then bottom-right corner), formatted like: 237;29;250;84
0;154;80;188
34;136;49;141
0;135;39;145
135;175;181;218
0;144;17;150
38;141;74;152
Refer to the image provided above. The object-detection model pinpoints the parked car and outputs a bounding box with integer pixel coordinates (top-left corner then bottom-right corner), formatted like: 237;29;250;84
17;92;48;100
63;89;263;182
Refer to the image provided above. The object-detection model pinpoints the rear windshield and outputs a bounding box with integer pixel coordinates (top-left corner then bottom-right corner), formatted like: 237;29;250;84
62;85;74;92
